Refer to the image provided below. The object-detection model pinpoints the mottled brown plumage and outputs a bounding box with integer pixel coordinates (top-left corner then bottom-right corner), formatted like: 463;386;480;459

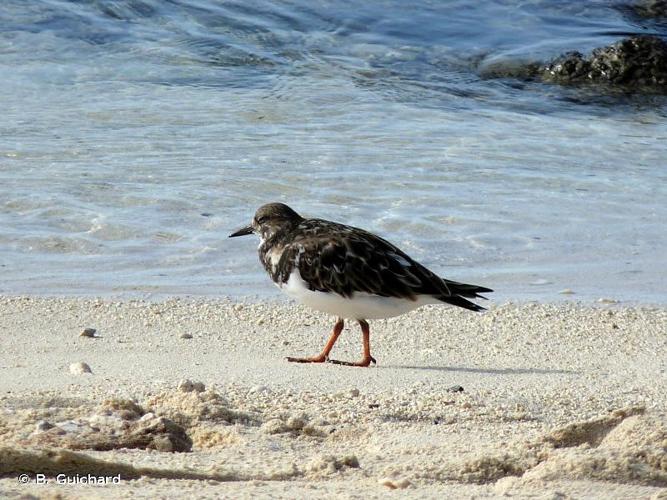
230;202;492;366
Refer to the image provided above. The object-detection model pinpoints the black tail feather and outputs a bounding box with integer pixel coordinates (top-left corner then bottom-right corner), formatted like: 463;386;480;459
437;294;486;311
443;279;493;298
442;279;493;298
437;279;493;311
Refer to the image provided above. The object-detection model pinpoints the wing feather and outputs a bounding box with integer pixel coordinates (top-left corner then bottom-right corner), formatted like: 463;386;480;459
269;218;491;312
287;220;447;300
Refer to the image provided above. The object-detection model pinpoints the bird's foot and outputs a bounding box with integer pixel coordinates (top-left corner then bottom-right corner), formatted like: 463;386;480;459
286;354;328;363
327;356;376;367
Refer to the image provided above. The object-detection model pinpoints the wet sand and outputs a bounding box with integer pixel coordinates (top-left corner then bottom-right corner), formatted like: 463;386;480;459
0;296;665;498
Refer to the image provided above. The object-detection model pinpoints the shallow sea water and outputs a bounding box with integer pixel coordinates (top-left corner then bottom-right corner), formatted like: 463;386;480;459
0;0;665;303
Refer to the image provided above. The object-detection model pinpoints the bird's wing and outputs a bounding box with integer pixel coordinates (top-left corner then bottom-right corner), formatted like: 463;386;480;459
284;220;452;300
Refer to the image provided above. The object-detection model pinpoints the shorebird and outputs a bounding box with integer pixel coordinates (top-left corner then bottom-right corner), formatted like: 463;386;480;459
229;203;492;367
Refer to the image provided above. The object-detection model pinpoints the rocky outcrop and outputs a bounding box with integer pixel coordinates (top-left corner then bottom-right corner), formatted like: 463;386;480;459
540;35;667;88
629;0;667;19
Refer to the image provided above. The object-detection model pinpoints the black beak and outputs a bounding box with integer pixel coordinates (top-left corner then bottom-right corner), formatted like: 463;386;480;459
229;225;254;238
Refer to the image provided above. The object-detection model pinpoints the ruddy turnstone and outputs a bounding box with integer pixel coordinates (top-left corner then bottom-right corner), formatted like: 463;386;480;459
230;203;492;367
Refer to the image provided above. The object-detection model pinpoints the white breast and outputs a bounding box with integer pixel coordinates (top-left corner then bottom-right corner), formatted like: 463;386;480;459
279;270;440;320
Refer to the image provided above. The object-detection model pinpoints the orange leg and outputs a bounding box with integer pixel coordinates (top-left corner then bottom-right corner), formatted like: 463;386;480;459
287;318;344;363
328;320;377;367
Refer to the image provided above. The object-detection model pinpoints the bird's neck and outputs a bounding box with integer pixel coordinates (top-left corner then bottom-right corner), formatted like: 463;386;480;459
258;236;289;281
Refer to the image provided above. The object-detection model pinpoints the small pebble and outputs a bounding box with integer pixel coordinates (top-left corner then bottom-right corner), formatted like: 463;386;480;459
180;333;193;339
56;420;81;433
447;385;464;393
394;479;411;489
598;298;619;304
69;362;92;375
80;328;97;338
332;390;347;400
249;385;270;394
379;477;411;489
35;420;54;432
178;379;205;393
558;289;575;295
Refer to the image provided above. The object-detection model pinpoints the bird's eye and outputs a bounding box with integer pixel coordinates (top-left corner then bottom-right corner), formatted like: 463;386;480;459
257;216;267;224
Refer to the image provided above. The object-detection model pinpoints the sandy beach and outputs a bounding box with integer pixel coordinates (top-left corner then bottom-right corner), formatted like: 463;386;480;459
0;296;665;499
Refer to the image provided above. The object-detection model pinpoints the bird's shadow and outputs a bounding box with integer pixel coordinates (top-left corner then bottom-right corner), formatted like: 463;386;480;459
381;364;577;375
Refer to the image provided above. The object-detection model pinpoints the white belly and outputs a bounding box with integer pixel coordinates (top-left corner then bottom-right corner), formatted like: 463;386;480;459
280;270;440;320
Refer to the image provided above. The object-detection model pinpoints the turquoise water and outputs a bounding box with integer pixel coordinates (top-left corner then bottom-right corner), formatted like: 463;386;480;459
0;1;666;303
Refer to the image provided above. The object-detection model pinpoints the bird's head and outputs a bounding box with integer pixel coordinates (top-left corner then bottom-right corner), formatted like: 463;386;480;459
229;203;303;241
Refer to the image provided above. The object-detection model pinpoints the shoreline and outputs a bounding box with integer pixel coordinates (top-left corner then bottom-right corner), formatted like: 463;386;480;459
0;290;665;308
1;296;665;498
0;291;664;308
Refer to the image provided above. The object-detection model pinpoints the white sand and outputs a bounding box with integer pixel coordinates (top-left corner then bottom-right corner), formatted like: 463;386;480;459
0;296;665;499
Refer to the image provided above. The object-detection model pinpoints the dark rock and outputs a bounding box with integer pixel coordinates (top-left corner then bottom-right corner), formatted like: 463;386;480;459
80;328;97;338
447;385;465;393
541;51;591;83
541;36;667;89
478;59;541;80
35;420;55;432
631;0;667;18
